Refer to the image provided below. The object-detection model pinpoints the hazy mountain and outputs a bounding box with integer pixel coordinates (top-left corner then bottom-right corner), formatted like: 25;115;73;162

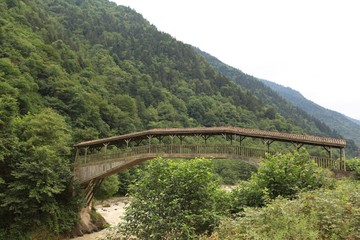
261;79;360;146
195;48;358;154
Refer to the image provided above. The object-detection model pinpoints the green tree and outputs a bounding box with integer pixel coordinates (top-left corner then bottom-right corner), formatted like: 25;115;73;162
94;175;120;201
118;158;226;240
0;109;81;238
346;158;360;179
255;149;334;199
232;149;334;212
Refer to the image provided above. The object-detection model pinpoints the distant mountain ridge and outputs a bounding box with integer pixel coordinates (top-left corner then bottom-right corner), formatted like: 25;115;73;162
195;48;358;154
261;79;360;146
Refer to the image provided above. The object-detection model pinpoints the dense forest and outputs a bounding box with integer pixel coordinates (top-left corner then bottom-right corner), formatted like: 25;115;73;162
0;0;358;238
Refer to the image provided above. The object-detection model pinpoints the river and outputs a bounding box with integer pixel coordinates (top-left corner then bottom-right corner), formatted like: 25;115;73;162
71;197;128;240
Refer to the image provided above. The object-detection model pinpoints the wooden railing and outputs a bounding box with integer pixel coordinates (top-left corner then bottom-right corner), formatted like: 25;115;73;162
73;144;342;184
75;145;275;165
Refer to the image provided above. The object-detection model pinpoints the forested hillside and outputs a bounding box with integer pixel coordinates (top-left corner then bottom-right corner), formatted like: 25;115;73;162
261;79;360;147
1;0;348;142
0;0;357;237
195;49;358;155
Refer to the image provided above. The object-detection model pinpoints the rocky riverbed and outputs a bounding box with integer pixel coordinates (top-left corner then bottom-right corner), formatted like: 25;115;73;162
71;197;128;240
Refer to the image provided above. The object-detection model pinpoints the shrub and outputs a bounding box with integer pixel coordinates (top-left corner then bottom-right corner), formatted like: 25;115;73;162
231;149;334;211
94;175;120;201
208;180;360;240
116;158;226;240
212;159;257;185
346;158;360;179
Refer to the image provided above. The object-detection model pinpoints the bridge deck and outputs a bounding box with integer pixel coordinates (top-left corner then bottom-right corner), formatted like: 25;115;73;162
74;126;346;149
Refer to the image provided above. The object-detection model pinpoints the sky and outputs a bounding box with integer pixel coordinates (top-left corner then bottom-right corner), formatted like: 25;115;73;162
111;0;360;120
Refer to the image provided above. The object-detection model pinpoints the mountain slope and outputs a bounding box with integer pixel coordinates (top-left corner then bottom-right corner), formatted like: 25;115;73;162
1;0;358;236
195;48;358;155
0;0;344;143
261;79;360;146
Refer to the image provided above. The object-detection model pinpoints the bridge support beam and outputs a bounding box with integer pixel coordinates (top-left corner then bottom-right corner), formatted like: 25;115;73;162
202;135;210;144
322;146;332;160
262;139;274;152
292;142;304;151
84;178;103;207
239;136;246;146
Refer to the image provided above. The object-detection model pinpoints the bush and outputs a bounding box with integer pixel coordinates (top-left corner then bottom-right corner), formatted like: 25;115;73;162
346;158;360;179
212;159;257;185
94;175;120;201
208;180;360;240
231;149;334;211
116;158;226;240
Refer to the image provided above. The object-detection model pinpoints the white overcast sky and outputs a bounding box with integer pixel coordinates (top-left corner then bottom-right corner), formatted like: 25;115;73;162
111;0;360;120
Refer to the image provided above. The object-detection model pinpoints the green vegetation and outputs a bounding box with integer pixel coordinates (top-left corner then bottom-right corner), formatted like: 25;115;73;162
346;158;360;179
207;180;360;240
0;109;83;238
94;175;120;201
212;159;257;185
231;149;334;213
113;158;228;240
104;151;354;240
0;0;357;238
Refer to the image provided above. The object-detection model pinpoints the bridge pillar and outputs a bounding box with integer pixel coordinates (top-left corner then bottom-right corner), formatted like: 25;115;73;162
340;148;346;171
84;178;103;206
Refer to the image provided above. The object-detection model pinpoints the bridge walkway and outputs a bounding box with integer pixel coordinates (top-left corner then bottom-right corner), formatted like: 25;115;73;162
73;144;340;185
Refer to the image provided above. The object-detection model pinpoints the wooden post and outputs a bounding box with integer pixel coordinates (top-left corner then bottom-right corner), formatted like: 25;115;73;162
170;135;175;154
84;147;88;164
75;148;80;163
292;142;304;151
103;143;109;160
202;135;210;145
177;136;185;154
262;139;273;152
340;148;346;171
125;139;131;148
239;136;246;146
147;135;153;153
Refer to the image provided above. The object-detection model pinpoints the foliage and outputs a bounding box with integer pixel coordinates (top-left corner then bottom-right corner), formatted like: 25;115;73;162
0;109;83;238
212;159;257;185
115;158;227;240
94;175;120;201
346;157;360;179
206;180;360;240
0;0;353;237
117;164;145;196
231;149;334;211
255;149;334;199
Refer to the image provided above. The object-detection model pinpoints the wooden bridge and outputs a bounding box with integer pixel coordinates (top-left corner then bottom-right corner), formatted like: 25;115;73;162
73;127;346;205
